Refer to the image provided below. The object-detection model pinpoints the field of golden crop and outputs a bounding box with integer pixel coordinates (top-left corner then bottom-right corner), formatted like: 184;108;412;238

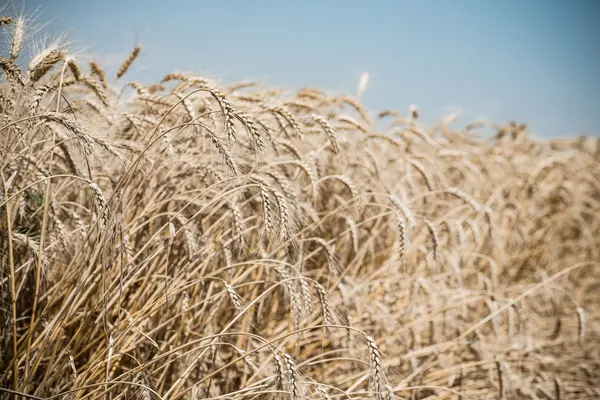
1;15;599;400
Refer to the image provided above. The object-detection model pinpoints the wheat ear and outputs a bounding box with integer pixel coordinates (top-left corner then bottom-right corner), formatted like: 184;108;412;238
116;45;141;79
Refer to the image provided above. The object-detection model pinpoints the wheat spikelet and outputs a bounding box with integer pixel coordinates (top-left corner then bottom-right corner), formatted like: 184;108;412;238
88;181;109;229
63;208;88;239
28;48;66;83
337;114;369;133
389;196;415;228
160;127;175;156
325;174;358;201
234;94;263;104
507;300;519;338
407;159;434;191
173;215;198;257
232;345;259;375
224;282;244;314
266;170;299;211
49;205;69;247
285;159;319;202
65;56;81;81
205;126;239;175
138;93;172;107
147;84;164;93
128;81;148;95
161;72;187;82
495;358;505;400
337;95;370;123
43;112;122;160
0;56;26;86
41;119;90;166
356;71;370;99
364;334;390;400
273;139;302;161
296;87;327;100
12;233;49;274
314;282;335;327
251;176;276;240
10;17;24;61
173;92;196;121
83;77;109;106
116;45;141;79
28;84;52;115
424;219;439;260
272;106;303;137
378;110;400;119
311;114;339;153
0;16;12;26
227;200;245;251
316;385;332;400
445;187;481;212
226;80;256;93
205;87;237;142
395;213;407;262
282;352;301;400
89;61;107;88
298;276;314;319
312;237;342;277
272;188;291;243
236;111;265;152
271;348;286;390
274;266;302;329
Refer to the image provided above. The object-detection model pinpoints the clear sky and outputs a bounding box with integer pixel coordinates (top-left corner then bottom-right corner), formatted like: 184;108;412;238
12;0;600;137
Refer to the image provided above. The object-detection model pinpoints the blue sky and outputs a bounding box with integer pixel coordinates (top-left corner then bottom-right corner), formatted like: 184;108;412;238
13;0;600;137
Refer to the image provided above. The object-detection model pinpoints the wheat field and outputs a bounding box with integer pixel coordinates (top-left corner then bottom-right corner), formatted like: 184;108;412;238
1;15;599;400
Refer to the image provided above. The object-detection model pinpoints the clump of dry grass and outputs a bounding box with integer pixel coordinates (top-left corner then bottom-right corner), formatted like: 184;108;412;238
1;15;600;400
